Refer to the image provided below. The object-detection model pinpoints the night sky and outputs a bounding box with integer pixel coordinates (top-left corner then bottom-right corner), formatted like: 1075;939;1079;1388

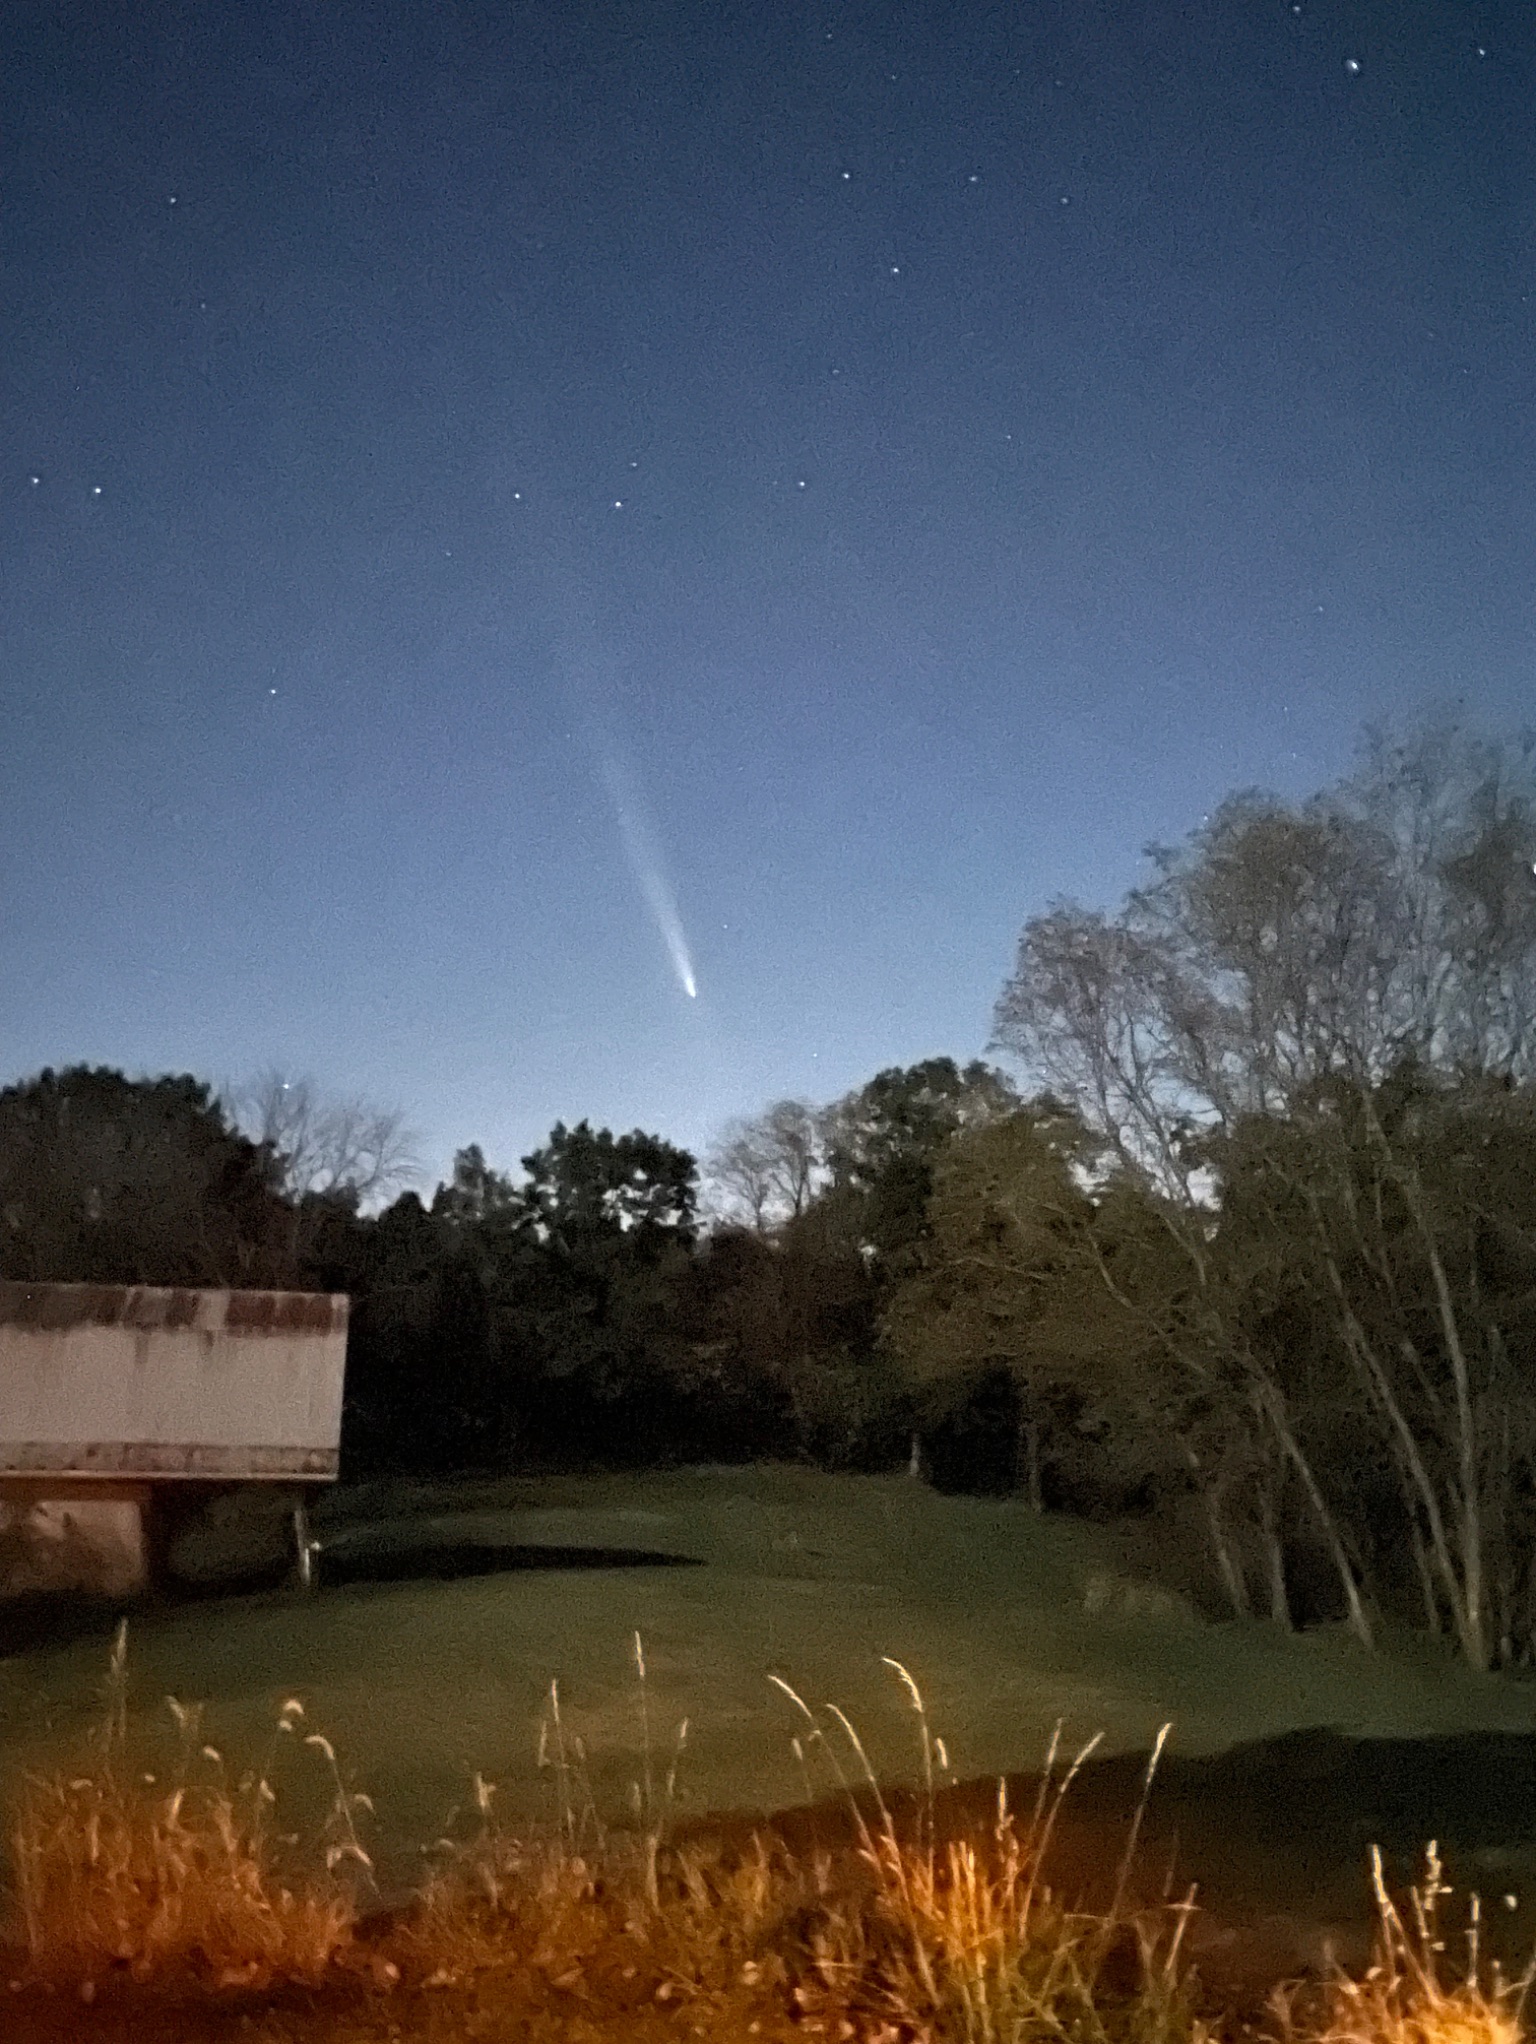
4;0;1530;1186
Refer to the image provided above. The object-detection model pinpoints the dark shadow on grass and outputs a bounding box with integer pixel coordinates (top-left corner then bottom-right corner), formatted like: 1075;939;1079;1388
683;1724;1536;2002
1014;1724;1536;1894
315;1541;703;1588
0;1546;703;1658
0;1590;138;1659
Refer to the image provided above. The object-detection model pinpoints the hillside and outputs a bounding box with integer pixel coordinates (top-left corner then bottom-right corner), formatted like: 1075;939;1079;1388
4;1466;1535;1898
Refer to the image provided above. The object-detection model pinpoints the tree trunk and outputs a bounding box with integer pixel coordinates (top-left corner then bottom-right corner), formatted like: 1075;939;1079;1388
1201;1480;1251;1619
1406;1510;1441;1634
1016;1409;1044;1514
1417;1216;1488;1669
1256;1383;1374;1647
1256;1476;1292;1629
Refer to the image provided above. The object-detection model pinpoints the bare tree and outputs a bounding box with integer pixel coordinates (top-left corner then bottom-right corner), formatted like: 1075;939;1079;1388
1215;1074;1536;1670
703;1099;827;1231
999;723;1536;1185
1343;721;1536;1078
236;1071;418;1212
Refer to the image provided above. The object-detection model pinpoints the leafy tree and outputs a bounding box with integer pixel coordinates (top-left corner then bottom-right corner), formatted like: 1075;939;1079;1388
988;721;1536;1658
521;1121;697;1244
339;1124;707;1477
431;1143;529;1246
886;1103;1091;1506
693;1061;1019;1474
996;722;1536;1185
822;1058;1017;1259
336;1186;513;1475
0;1066;289;1287
884;1104;1269;1556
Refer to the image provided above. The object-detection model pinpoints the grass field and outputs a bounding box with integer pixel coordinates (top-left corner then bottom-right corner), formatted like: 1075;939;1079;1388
8;1466;1536;2040
4;1464;1536;1904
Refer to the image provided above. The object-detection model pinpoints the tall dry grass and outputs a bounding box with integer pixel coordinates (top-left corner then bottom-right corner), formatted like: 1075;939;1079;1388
740;1660;1199;2044
3;1628;1533;2044
397;1652;1202;2041
7;1620;363;1990
1279;1845;1535;2044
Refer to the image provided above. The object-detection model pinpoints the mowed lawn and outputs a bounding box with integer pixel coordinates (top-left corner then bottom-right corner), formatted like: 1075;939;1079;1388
4;1465;1536;1893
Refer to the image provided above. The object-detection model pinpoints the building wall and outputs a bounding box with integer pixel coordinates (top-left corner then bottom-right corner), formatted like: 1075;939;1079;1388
0;1284;348;1480
0;1494;148;1597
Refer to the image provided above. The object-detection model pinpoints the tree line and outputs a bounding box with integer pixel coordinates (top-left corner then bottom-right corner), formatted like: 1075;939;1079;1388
3;719;1535;1667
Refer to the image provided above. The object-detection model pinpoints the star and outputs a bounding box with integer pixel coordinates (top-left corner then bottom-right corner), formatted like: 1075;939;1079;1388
1344;58;1360;72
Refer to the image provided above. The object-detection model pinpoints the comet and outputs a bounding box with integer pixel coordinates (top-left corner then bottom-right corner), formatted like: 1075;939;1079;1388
599;752;698;999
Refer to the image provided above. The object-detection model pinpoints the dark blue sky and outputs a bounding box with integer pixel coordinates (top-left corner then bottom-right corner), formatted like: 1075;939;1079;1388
4;0;1530;1186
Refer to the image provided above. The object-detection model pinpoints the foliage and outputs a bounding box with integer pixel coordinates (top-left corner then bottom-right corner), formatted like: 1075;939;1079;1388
520;1120;697;1243
336;1123;713;1475
994;721;1536;1188
822;1056;1018;1260
883;1103;1193;1513
0;1066;292;1287
987;722;1536;1657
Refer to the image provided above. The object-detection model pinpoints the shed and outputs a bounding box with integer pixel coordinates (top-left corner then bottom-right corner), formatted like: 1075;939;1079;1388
0;1283;348;1597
